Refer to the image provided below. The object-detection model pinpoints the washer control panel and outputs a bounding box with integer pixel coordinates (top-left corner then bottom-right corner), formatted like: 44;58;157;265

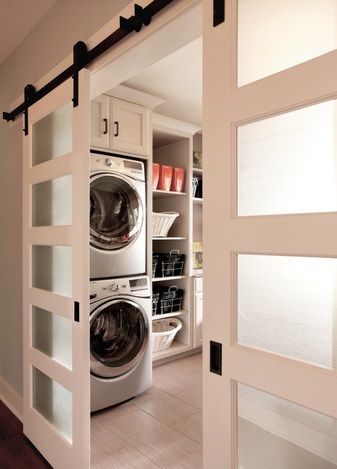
90;276;150;301
90;153;145;181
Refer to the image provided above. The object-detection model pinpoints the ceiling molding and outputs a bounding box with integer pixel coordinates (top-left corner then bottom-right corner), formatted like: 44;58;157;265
105;84;165;109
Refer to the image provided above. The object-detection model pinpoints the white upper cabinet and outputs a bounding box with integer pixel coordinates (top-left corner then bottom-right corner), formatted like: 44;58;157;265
110;97;150;156
90;95;150;157
90;95;109;149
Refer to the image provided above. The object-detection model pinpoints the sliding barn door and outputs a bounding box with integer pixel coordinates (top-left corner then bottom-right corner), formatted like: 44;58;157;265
203;1;337;468
22;70;90;468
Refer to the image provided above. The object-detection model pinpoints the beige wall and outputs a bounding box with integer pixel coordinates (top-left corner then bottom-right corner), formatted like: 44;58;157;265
0;0;130;401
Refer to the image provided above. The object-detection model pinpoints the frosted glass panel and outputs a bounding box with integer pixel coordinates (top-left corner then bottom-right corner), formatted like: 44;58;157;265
237;383;337;469
32;175;72;226
237;254;337;368
33;367;72;443
32;246;72;297
32;307;72;369
237;100;337;216
33;102;72;166
238;0;337;86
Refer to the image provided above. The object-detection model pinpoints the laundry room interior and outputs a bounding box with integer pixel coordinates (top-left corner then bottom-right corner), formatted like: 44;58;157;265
88;4;204;466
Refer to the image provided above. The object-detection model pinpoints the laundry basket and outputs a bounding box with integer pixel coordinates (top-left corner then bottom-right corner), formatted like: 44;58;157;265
152;318;183;353
152;212;179;237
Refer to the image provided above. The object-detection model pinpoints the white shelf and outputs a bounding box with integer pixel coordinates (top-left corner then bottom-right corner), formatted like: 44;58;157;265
193;198;203;204
152;275;187;282
153;189;187;199
152;341;191;361
152;310;187;320
192;168;203;175
152;237;187;241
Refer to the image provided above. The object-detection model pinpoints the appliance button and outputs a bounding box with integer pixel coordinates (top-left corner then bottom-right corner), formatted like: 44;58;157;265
110;283;119;292
105;158;113;167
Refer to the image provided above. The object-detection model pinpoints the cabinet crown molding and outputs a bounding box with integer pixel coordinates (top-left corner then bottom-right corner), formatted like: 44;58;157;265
105;84;165;110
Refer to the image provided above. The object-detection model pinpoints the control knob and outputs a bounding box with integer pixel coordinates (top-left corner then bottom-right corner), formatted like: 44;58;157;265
110;282;119;292
105;158;113;167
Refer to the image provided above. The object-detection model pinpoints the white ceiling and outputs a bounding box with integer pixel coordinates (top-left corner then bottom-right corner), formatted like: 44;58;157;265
124;37;202;126
0;0;56;65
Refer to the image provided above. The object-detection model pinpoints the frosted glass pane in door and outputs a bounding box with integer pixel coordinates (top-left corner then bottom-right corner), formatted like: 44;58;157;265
237;254;337;369
33;367;72;443
32;246;72;297
237;0;337;86
32;306;72;369
237;383;337;469
32;175;72;226
32;102;72;166
237;100;337;216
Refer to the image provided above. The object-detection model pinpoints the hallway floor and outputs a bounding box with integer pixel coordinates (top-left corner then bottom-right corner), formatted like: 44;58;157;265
91;353;203;469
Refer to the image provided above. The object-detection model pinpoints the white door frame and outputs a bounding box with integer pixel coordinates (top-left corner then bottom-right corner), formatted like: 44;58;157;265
203;1;337;467
23;70;90;468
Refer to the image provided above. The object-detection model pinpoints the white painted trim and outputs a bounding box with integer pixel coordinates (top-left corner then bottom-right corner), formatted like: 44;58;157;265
0;377;23;422
105;84;165;110
239;397;337;465
153;112;201;136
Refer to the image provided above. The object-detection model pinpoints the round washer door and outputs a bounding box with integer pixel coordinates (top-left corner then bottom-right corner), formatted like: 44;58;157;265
90;173;143;251
90;299;149;379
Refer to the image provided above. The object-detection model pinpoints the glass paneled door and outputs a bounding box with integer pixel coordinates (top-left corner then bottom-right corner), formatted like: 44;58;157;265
203;1;337;468
22;70;90;468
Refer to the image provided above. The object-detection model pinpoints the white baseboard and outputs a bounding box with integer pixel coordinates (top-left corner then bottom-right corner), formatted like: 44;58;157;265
239;396;337;465
0;376;23;422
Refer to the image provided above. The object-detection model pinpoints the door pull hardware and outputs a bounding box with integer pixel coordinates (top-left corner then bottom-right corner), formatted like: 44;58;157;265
103;118;108;134
210;341;222;375
74;301;80;322
213;0;225;27
114;121;119;137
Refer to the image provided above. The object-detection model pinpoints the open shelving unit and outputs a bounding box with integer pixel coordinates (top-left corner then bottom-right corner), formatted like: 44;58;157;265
151;114;201;363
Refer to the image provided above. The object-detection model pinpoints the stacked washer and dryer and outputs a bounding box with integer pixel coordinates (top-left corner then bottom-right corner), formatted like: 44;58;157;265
89;152;151;412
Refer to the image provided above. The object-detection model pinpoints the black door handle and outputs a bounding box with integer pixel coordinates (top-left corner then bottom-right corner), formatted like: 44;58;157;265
114;121;119;137
103;118;108;134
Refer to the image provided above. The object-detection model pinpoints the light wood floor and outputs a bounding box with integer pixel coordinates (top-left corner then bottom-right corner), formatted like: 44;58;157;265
91;353;202;469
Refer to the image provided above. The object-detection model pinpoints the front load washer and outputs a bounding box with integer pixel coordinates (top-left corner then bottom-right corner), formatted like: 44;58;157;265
90;152;146;279
90;275;152;412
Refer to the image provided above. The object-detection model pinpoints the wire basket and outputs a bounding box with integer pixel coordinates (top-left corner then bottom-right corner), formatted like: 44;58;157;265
161;250;185;277
152;318;183;353
152;292;160;316
153;286;184;316
152;212;179;237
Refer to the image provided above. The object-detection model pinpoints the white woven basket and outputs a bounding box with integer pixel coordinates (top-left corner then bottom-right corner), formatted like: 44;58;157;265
152;212;179;237
152;318;183;353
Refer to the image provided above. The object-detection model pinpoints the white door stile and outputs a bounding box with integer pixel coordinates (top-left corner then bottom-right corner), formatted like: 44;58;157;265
203;1;337;468
22;69;90;468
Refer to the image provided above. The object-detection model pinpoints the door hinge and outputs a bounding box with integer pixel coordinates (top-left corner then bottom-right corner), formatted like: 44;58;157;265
213;0;225;27
210;341;222;375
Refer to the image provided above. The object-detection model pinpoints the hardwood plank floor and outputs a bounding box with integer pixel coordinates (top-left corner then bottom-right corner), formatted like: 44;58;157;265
0;401;51;469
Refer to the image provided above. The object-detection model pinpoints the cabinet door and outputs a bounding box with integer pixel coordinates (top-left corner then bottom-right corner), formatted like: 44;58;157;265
110;97;150;156
194;292;203;348
90;95;109;148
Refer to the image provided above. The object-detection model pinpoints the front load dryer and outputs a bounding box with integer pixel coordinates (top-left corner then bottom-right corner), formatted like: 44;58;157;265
90;276;152;412
90;152;146;279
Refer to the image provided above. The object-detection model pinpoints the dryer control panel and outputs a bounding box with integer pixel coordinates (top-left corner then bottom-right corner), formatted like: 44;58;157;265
90;275;150;301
